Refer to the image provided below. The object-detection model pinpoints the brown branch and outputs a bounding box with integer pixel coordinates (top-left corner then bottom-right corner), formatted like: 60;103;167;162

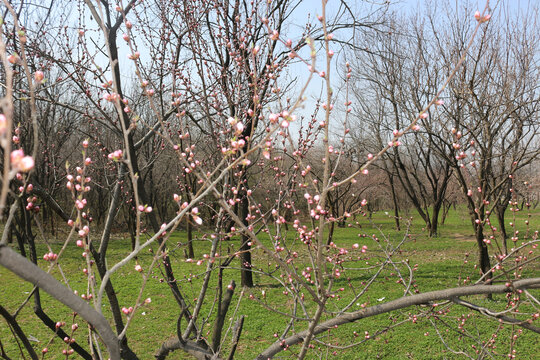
227;315;244;360
154;338;217;360
256;278;540;359
0;245;120;359
452;297;540;334
212;280;236;352
0;305;38;360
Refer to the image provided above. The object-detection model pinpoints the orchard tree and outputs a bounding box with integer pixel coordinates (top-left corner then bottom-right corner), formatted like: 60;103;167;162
423;0;540;276
349;13;454;237
1;1;540;360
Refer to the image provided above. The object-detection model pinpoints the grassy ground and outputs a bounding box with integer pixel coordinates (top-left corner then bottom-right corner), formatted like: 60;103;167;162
1;207;539;359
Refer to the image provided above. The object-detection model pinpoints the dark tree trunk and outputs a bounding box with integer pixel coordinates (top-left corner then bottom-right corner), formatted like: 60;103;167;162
474;222;492;299
429;201;442;237
327;221;335;245
387;172;400;231
186;216;195;259
495;204;508;255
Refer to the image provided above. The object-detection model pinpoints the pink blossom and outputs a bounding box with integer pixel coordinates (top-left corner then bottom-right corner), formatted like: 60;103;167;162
108;150;123;161
122;307;133;315
269;113;279;123
128;52;140;60
269;30;279;41
34;71;44;82
11;149;34;172
7;54;18;64
0;114;6;134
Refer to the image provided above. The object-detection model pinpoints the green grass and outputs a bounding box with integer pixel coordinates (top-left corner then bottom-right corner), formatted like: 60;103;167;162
1;207;539;359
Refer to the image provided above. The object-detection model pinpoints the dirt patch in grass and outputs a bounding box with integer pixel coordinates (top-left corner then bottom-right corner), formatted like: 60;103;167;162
452;233;476;242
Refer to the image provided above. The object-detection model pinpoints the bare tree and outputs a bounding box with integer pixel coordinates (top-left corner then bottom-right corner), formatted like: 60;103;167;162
1;1;540;360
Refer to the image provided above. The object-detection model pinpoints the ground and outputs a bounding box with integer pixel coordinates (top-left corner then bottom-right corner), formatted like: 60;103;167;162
1;207;539;359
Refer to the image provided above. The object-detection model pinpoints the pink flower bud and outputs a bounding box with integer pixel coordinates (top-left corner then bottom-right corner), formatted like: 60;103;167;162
269;30;279;41
269;113;279;123
7;54;18;64
34;71;44;82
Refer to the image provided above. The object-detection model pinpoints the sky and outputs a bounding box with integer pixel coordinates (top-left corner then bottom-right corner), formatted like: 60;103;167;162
283;0;534;129
15;0;532;139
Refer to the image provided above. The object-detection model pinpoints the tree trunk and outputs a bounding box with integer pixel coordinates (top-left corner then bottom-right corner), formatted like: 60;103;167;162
327;221;335;245
388;173;400;231
474;223;492;299
429;201;442;237
186;215;194;259
495;205;508;255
